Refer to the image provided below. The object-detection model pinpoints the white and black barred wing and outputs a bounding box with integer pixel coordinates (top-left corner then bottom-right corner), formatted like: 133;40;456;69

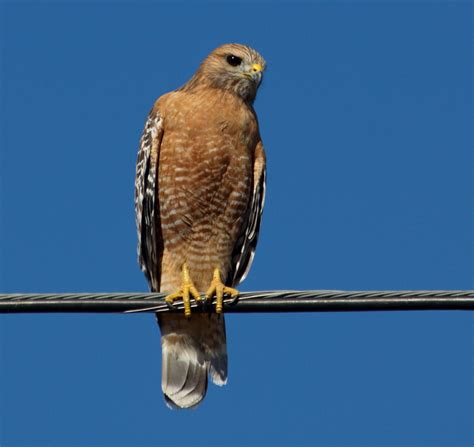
134;109;164;292
230;142;266;286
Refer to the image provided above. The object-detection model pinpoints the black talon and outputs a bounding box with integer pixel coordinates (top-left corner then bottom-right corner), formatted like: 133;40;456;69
225;294;240;306
165;300;180;310
195;294;206;306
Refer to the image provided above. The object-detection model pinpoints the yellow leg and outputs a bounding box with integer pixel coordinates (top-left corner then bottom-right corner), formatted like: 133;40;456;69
206;268;239;314
164;263;201;317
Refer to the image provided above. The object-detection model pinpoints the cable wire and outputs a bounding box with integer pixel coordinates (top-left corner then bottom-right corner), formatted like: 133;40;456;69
0;290;473;313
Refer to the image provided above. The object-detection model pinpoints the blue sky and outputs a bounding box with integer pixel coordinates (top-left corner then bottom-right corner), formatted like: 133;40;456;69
0;1;472;446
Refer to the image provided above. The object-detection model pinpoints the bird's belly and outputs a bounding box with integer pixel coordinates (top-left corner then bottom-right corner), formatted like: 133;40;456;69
158;134;253;292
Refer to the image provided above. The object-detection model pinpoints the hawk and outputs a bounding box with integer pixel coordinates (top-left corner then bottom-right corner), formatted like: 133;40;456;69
134;44;266;409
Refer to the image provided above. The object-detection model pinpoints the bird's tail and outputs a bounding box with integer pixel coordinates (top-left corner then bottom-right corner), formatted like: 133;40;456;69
156;313;227;409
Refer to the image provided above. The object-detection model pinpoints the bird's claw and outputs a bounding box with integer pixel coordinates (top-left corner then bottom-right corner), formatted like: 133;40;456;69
224;294;240;306
206;268;239;314
165;299;179;310
164;264;201;317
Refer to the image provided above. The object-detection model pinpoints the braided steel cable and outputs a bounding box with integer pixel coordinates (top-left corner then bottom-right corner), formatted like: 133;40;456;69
0;290;473;313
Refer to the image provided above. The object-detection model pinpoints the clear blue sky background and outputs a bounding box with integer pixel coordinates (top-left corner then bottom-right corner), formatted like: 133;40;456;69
0;1;472;446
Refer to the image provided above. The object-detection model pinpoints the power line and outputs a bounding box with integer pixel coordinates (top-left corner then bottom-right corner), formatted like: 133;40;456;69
0;290;472;314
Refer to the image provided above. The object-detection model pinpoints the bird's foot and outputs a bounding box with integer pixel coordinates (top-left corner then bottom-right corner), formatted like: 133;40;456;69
206;268;239;314
164;263;201;317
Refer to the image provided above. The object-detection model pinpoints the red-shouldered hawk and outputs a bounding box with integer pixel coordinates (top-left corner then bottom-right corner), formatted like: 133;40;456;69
135;44;266;409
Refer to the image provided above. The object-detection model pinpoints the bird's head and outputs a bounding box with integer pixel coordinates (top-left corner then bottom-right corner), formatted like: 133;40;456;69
188;43;266;103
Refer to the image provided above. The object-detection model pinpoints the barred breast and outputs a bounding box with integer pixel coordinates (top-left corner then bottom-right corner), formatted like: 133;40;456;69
156;89;259;293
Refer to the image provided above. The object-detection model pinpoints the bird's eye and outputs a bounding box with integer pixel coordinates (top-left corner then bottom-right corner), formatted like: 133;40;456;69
226;55;242;67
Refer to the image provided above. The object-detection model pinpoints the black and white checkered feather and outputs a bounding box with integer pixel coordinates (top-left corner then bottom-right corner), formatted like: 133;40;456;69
229;152;266;286
134;109;163;292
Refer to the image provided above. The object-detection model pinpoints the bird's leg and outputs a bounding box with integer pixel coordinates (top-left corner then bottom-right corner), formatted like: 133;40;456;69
206;268;239;314
164;263;201;318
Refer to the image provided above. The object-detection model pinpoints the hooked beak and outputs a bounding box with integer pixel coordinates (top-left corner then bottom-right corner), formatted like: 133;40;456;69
244;63;264;83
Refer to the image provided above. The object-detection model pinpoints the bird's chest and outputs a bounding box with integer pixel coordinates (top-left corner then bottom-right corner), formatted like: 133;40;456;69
160;99;256;186
158;101;255;225
166;100;256;152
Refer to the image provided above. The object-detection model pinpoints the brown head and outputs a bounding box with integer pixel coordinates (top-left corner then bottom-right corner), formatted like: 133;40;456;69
181;43;266;103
